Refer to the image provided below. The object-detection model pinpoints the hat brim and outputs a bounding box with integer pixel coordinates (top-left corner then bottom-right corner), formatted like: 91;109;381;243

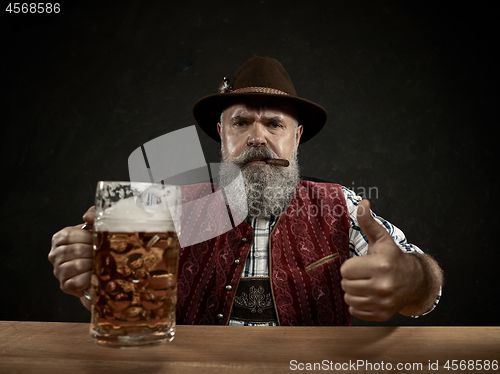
192;92;327;144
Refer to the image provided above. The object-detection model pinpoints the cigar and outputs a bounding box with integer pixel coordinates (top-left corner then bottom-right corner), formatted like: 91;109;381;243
264;158;290;167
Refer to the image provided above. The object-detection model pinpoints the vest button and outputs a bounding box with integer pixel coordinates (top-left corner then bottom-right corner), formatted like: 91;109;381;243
225;285;232;291
217;313;224;319
234;259;241;265
241;237;248;243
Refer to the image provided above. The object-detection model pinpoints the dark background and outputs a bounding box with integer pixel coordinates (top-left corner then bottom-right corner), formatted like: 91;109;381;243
2;0;498;325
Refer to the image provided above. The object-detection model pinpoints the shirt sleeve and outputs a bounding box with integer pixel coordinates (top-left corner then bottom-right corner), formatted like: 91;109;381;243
341;186;441;317
342;186;423;257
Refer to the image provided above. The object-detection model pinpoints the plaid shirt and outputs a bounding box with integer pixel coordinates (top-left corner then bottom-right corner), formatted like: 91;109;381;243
229;216;278;326
228;186;440;326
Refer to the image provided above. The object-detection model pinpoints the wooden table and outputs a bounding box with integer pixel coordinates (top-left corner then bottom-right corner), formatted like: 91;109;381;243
0;321;499;373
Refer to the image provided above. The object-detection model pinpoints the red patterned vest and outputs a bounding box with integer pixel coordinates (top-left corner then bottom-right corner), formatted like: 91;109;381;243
176;181;351;326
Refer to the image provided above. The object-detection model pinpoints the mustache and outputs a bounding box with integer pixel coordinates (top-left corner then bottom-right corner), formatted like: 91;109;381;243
230;147;278;167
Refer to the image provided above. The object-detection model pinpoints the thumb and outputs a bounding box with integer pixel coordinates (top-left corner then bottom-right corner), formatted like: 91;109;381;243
357;200;389;253
83;206;95;225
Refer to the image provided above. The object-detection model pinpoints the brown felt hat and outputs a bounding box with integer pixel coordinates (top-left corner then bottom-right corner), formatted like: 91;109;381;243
192;57;327;143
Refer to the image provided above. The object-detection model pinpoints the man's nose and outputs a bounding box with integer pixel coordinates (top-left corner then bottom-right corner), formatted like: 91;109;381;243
247;124;267;147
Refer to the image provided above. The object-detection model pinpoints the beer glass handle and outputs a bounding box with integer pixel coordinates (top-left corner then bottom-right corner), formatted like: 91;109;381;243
82;223;93;230
82;223;94;301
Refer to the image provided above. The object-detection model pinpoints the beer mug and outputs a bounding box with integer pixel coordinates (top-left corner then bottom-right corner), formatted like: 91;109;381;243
89;181;181;348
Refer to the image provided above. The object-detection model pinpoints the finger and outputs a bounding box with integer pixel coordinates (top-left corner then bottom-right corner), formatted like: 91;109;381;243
56;258;93;287
61;270;92;297
344;293;372;309
51;243;93;268
49;231;91;267
349;305;395;322
340;255;379;280
341;278;373;296
356;200;390;249
348;307;379;321
51;226;92;250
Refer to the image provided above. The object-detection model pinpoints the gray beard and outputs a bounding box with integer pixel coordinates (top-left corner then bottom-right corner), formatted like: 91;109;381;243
219;146;300;219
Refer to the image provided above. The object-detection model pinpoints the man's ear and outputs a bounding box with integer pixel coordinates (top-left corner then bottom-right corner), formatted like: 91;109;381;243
295;124;304;148
217;122;222;139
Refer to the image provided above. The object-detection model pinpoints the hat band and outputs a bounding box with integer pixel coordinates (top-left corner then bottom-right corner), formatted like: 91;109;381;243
231;87;289;95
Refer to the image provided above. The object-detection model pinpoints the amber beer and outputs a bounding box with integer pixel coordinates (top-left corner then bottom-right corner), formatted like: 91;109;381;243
90;181;180;348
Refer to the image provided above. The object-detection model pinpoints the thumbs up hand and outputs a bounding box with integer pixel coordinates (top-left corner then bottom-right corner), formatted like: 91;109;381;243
340;200;424;321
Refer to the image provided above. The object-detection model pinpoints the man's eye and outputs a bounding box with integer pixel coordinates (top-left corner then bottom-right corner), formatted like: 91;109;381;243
269;123;282;129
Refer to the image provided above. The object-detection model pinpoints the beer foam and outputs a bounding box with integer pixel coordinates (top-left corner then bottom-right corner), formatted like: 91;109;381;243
95;197;177;233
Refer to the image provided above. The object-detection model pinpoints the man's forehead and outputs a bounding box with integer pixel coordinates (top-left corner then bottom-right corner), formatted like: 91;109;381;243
222;100;298;120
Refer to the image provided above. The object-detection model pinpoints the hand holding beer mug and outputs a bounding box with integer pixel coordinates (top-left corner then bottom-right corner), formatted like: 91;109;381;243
89;181;181;348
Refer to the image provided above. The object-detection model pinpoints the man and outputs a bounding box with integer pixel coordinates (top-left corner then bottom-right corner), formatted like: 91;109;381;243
49;57;443;326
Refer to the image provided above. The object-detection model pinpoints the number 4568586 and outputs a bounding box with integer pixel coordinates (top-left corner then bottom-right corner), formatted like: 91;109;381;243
5;3;60;13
